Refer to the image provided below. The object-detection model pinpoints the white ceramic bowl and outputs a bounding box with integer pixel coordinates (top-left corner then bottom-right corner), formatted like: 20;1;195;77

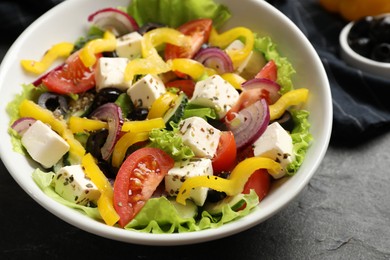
339;14;390;78
0;0;332;245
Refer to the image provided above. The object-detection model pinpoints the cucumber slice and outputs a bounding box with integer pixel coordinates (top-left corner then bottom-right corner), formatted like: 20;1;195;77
203;193;246;215
168;197;198;219
163;92;188;126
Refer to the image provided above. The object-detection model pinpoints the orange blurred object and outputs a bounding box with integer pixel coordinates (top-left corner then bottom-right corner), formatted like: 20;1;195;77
319;0;390;21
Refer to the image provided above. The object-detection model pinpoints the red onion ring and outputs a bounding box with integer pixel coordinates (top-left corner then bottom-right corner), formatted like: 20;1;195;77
10;117;37;136
88;7;139;36
226;99;270;149
241;78;281;104
90;103;124;160
194;47;234;74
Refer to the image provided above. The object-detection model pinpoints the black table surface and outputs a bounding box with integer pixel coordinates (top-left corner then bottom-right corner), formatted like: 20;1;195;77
1;1;390;259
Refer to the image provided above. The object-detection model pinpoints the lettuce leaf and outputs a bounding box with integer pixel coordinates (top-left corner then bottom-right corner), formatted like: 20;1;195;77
6;83;47;154
125;190;259;233
127;0;231;29
287;109;313;175
254;36;296;94
148;125;195;161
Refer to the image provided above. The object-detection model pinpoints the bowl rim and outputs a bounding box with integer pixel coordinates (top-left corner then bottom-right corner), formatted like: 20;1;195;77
0;0;332;245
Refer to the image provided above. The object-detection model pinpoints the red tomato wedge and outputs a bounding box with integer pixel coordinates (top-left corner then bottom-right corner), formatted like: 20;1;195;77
212;131;237;174
242;169;271;201
165;18;212;77
42;50;101;94
113;147;174;227
166;79;196;98
255;60;277;82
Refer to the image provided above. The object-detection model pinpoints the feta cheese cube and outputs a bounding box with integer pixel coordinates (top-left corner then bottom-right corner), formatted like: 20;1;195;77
54;165;101;205
21;120;69;168
225;40;266;79
127;74;166;108
95;57;132;92
253;122;295;179
165;158;213;206
116;31;143;60
190;75;239;118
178;117;221;159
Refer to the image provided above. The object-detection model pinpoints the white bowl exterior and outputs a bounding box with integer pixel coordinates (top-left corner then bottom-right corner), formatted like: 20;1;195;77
340;20;390;78
0;0;332;245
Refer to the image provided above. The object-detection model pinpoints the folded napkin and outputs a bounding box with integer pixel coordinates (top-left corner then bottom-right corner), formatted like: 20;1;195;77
2;0;389;146
267;0;390;145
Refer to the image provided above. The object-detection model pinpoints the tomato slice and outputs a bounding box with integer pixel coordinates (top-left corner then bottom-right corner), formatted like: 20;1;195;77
212;131;237;174
166;79;196;98
164;18;212;78
42;50;101;94
113;147;174;227
242;169;271;201
255;60;277;82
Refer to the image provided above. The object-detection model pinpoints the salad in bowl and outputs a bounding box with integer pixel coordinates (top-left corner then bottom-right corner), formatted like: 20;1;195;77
0;0;330;245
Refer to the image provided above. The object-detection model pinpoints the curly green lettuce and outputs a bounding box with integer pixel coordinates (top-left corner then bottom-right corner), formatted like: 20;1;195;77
127;0;231;29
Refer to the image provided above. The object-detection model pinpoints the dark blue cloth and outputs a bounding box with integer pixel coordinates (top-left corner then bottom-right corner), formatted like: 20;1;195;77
267;0;390;145
2;0;390;145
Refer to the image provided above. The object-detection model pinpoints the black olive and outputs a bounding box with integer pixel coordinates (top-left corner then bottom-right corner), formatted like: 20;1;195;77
206;189;227;203
86;129;108;160
38;92;68;115
137;22;166;35
128;107;149;120
103;51;118;58
97;160;118;179
90;87;124;112
348;37;374;58
370;43;390;62
273;110;295;132
348;16;376;40
370;16;390;43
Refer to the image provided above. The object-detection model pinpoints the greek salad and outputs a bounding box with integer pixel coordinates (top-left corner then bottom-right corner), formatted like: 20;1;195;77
7;0;312;233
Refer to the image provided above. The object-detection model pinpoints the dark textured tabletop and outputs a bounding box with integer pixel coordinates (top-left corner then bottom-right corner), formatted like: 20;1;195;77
1;0;390;259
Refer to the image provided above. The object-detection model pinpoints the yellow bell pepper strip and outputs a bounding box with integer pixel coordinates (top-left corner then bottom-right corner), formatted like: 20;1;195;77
81;153;119;226
19;100;85;163
147;92;178;119
221;73;246;90
121;118;165;132
209;27;254;68
269;88;309;121
111;131;150;168
79;30;116;67
69;116;107;133
124;28;191;82
21;42;74;74
167;58;206;80
176;157;281;205
69;116;165;133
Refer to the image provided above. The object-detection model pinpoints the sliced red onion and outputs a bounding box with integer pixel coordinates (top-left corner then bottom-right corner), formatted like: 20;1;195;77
90;103;124;161
194;47;234;74
226;99;270;149
10;117;37;136
88;7;139;36
241;78;281;104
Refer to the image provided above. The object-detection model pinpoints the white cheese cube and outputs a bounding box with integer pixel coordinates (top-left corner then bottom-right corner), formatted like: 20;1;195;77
21;120;69;168
127;74;166;108
225;40;266;79
116;31;143;60
165;158;213;206
190;75;239;119
253;122;295;179
54;165;101;205
95;57;132;92
178;117;221;159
